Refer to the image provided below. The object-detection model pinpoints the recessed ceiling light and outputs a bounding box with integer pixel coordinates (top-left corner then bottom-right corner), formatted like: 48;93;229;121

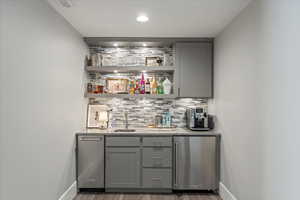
143;43;147;47
113;43;118;47
113;70;118;73
142;70;147;73
136;15;149;23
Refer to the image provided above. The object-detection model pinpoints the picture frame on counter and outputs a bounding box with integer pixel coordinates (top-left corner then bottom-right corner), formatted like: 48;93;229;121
86;104;110;129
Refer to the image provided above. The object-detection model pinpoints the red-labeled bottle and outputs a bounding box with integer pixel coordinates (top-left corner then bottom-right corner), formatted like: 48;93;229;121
140;73;145;94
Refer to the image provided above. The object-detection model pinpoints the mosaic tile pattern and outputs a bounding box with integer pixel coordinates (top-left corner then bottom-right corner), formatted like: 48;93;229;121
90;46;174;66
90;98;207;128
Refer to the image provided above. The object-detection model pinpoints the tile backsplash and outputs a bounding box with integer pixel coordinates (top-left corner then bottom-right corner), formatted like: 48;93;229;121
90;46;174;67
90;98;207;128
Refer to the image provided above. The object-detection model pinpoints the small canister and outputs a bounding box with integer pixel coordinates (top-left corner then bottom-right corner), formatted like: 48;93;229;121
155;115;163;128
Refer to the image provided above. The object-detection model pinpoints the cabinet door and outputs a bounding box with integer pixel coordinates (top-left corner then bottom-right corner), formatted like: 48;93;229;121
176;42;213;98
105;148;141;188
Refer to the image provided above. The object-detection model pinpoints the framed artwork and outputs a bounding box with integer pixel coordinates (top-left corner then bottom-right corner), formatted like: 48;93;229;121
86;104;109;128
106;78;129;94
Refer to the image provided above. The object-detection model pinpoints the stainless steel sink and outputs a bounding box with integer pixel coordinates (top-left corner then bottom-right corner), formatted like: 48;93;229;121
114;129;136;132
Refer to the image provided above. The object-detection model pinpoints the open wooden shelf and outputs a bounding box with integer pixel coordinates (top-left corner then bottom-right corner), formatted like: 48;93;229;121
85;93;177;99
85;66;176;74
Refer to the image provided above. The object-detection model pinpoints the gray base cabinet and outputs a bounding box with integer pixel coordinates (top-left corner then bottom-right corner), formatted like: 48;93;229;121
77;134;219;192
105;136;172;192
105;147;141;188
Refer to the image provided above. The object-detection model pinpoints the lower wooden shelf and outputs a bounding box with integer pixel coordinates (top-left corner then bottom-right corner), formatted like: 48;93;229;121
85;93;177;99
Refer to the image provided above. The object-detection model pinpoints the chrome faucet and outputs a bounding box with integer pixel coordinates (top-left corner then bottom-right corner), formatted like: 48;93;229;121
124;111;129;129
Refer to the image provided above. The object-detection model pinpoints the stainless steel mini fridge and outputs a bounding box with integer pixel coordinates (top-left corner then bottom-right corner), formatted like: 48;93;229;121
173;136;219;191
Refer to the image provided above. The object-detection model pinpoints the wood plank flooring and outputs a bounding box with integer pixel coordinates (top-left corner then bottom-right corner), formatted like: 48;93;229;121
74;193;222;200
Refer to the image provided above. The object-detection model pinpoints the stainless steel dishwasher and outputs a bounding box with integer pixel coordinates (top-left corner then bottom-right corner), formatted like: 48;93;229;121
77;135;104;190
173;136;219;191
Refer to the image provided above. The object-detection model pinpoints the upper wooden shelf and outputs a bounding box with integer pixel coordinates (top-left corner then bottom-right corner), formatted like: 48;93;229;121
85;66;176;74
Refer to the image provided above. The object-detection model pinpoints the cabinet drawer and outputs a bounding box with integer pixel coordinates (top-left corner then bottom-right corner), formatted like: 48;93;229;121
143;148;172;167
143;137;172;147
106;137;140;147
143;169;172;188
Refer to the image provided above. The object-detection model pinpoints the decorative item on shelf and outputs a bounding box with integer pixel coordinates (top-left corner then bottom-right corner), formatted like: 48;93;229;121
101;54;114;66
89;53;102;67
106;78;129;94
145;57;164;67
86;78;105;94
85;55;92;67
86;104;111;129
87;82;93;93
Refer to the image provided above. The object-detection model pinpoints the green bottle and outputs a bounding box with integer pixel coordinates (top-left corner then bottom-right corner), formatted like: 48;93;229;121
157;78;164;94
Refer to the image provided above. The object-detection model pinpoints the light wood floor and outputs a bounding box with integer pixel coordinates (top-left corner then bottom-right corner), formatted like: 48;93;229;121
74;193;222;200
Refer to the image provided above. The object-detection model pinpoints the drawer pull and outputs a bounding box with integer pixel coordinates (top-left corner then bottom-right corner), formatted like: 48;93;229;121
152;178;161;181
151;178;162;186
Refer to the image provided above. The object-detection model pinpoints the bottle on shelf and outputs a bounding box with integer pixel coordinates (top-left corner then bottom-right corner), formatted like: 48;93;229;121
129;80;135;95
157;78;164;94
151;76;158;94
140;73;145;94
135;79;140;94
87;82;93;93
163;77;172;95
145;78;151;94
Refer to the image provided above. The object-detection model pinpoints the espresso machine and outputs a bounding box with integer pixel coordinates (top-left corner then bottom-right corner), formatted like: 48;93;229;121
186;106;213;131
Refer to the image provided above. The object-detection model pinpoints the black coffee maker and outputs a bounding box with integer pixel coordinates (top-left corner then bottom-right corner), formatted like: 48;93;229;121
186;106;213;131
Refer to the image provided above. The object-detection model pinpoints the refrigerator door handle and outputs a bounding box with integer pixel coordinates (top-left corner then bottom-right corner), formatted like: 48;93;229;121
174;142;179;186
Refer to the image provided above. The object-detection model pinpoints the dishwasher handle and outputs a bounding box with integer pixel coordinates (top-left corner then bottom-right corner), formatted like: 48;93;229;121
79;136;103;141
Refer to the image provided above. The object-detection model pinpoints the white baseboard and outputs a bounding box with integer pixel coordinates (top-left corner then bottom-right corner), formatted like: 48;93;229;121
219;182;238;200
58;181;77;200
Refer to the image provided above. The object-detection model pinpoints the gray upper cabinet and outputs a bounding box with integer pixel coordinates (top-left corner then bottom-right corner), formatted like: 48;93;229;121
105;147;141;188
176;42;213;98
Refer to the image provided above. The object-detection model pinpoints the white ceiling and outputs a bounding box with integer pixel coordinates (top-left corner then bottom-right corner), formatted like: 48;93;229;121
47;0;251;37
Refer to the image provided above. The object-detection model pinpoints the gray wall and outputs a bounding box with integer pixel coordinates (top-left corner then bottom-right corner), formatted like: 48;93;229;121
0;0;88;199
214;0;300;200
0;1;4;197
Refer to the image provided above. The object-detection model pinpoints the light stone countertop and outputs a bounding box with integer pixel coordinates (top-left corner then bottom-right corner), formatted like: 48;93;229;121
76;127;220;136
